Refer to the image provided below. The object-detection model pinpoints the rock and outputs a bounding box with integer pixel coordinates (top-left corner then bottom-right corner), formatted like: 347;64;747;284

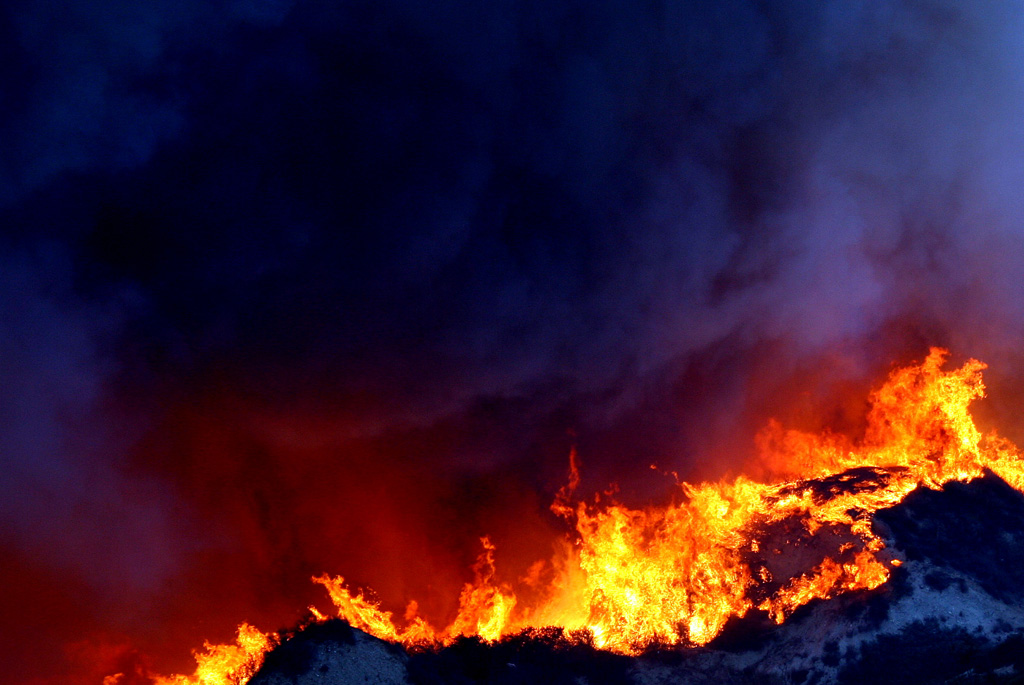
250;620;409;685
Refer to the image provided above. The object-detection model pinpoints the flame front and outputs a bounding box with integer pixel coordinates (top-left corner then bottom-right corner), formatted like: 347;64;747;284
316;349;1024;653
152;348;1024;682
150;623;275;685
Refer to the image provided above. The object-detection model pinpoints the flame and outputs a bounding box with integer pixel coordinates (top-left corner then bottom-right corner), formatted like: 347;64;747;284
148;348;1024;681
150;623;275;685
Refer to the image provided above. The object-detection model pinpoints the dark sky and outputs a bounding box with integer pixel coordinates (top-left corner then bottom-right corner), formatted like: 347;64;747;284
5;1;1024;682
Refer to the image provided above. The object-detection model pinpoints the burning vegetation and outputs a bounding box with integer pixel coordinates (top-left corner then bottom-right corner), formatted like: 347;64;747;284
134;348;1024;684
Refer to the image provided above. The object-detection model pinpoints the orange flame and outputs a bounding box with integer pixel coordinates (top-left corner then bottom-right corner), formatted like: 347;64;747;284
149;348;1024;681
150;623;275;685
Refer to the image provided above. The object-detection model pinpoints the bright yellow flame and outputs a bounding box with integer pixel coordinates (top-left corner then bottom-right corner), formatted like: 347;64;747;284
151;623;274;685
150;347;1024;680
312;349;1024;654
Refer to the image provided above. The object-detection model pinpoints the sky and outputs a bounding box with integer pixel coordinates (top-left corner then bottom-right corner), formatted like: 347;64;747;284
6;1;1024;682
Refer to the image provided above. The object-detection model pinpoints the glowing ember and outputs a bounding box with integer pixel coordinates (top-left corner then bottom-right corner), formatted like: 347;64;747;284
150;348;1024;682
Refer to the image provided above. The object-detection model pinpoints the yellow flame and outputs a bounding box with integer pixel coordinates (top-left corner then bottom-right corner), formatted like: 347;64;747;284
312;349;1024;654
151;623;274;685
149;347;1024;680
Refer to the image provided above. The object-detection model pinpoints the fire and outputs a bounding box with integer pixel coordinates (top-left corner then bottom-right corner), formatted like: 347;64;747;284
149;348;1024;681
149;623;275;685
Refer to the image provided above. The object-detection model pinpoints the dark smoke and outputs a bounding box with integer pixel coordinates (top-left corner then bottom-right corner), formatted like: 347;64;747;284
3;1;1024;681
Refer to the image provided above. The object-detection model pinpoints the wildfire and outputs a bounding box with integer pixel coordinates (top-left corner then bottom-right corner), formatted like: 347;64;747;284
147;623;275;685
151;348;1024;682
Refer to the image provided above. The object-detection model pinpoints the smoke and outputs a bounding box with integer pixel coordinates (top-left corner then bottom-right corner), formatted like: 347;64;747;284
5;1;1024;681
